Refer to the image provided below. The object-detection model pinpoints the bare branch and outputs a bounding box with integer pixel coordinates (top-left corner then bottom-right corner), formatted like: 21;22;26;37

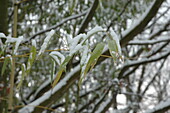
77;0;99;34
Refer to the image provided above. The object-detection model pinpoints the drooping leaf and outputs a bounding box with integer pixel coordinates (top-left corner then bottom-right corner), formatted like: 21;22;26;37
26;44;36;76
79;42;105;87
1;57;10;76
108;39;118;62
52;55;72;87
37;30;55;59
17;64;26;90
50;59;55;85
107;29;122;62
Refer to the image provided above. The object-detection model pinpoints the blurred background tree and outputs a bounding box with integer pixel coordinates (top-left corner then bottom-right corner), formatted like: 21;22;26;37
0;0;170;113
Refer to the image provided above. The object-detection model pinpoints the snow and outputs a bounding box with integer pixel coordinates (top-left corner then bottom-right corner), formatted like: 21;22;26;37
69;44;83;56
122;0;155;38
67;26;104;56
32;39;36;47
19;65;80;113
0;33;6;38
49;51;65;65
95;97;112;113
80;45;89;66
128;36;170;45
69;34;85;52
38;30;55;56
85;26;104;41
5;36;24;54
145;98;170;113
110;28;122;55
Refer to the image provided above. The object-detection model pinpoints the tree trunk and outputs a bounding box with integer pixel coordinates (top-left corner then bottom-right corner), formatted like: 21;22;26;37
0;0;8;113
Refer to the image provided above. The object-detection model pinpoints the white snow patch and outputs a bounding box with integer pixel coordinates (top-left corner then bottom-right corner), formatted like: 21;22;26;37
32;39;36;47
0;33;6;38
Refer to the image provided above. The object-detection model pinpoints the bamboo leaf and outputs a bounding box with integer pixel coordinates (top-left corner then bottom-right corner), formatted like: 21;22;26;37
108;39;118;62
79;42;105;87
26;45;36;76
50;59;55;85
52;56;72;87
1;57;10;76
17;64;26;90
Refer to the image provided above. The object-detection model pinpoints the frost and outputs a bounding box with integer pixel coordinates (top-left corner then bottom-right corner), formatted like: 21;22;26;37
38;30;55;56
49;51;65;65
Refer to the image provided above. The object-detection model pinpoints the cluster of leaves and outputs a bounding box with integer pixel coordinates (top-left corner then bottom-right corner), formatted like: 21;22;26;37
0;26;122;89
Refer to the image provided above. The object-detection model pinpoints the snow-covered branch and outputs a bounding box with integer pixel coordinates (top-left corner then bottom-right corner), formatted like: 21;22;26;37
78;0;99;34
120;49;170;78
19;65;81;113
128;36;170;45
26;11;87;42
145;98;170;113
120;0;164;47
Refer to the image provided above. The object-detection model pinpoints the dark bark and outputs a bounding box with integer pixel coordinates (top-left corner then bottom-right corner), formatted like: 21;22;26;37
0;0;8;113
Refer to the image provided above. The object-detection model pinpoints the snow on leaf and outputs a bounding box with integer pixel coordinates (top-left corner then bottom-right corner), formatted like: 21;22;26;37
32;39;37;47
37;30;55;59
26;43;37;76
49;51;65;65
82;26;105;44
5;36;24;54
1;57;10;76
52;56;72;87
0;33;6;38
79;42;105;87
69;34;85;52
17;63;26;90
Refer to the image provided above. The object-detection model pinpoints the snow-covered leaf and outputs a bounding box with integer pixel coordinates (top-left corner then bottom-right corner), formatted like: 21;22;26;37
107;28;122;62
1;57;10;76
52;55;72;87
79;42;105;87
17;64;26;90
5;36;24;55
37;30;55;59
50;59;55;85
49;51;65;65
26;41;37;76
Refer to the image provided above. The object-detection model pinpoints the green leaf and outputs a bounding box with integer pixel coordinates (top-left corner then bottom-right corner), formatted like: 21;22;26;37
1;57;10;76
108;39;118;62
52;56;72;87
50;59;55;85
79;42;105;87
17;64;26;90
26;45;36;76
